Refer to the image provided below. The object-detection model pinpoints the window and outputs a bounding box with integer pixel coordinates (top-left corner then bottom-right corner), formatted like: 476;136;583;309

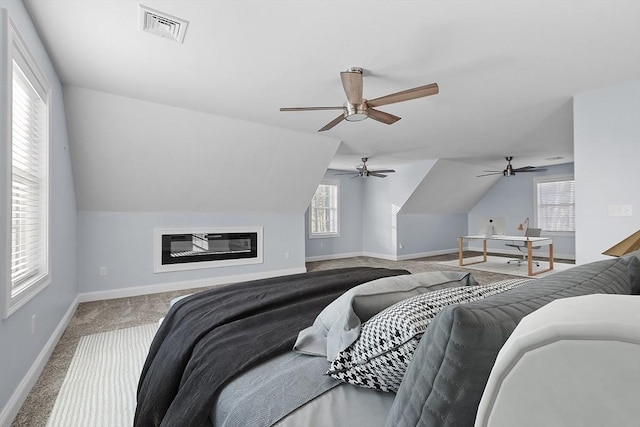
309;181;339;237
534;176;575;233
4;14;51;317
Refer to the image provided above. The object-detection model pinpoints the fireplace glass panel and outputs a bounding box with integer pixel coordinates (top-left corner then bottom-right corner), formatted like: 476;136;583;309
161;232;258;266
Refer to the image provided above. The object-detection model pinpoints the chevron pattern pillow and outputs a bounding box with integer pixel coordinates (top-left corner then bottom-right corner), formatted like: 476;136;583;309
327;278;532;392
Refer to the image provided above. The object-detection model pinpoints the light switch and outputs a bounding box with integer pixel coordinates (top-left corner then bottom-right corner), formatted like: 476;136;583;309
608;204;633;217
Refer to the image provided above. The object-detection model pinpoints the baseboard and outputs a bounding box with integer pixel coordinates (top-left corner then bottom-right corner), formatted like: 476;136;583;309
306;249;460;263
77;267;307;302
0;295;79;427
396;248;459;261
305;252;363;262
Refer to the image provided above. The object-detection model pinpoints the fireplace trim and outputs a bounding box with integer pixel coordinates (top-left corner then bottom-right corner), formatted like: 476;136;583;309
153;227;263;273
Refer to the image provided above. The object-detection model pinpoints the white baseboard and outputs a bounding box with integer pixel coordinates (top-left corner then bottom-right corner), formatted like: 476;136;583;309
305;252;363;262
396;248;459;261
0;295;79;427
307;248;460;263
77;267;307;302
361;251;398;261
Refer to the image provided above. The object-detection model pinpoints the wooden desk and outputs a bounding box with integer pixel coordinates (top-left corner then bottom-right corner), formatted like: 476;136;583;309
458;235;554;277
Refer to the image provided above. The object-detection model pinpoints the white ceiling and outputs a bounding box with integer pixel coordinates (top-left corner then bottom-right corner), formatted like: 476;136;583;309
23;0;640;172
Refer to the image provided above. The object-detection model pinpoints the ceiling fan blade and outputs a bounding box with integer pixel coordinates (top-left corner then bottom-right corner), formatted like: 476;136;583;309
318;114;346;132
340;71;363;105
280;106;344;111
513;168;548;173
334;172;359;175
369;169;395;174
477;172;502;177
368;172;389;178
367;83;439;108
368;108;401;125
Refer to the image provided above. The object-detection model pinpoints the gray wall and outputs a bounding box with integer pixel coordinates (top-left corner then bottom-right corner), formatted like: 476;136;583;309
396;213;468;258
468;163;576;259
0;0;78;419
79;211;306;296
362;161;436;258
574;79;640;264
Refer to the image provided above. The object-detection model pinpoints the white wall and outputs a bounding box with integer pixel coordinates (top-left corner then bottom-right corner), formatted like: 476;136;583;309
574;79;640;264
78;211;306;298
468;163;576;259
0;1;78;423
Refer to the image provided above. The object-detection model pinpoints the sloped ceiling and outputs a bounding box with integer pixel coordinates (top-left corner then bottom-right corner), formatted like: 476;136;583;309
64;86;340;212
22;1;640;212
400;160;501;214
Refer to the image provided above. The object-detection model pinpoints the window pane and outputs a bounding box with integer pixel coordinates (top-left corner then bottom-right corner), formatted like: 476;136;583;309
10;58;48;297
537;179;575;232
310;183;338;236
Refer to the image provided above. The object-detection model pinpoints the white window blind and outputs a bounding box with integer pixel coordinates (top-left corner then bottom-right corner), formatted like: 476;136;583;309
310;182;339;236
4;13;51;317
536;178;575;232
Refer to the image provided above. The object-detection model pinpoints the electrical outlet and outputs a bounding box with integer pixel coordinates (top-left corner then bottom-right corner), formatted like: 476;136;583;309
99;266;108;276
285;251;289;259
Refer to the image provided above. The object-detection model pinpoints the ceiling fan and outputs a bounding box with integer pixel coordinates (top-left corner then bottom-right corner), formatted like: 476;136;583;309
478;156;548;177
280;67;439;132
335;157;395;178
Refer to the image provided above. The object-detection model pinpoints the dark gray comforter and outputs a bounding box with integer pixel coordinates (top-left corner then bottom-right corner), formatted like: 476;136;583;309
134;267;409;427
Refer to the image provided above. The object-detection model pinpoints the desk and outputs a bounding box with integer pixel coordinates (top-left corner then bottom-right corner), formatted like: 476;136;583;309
458;235;554;277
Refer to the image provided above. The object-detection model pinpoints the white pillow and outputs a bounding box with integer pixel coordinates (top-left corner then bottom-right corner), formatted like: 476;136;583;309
293;271;478;361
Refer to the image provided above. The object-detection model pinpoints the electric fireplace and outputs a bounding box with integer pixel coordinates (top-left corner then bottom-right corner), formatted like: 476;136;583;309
154;227;263;272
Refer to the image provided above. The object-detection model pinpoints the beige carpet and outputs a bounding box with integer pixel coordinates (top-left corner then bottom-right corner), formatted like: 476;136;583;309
437;256;574;278
46;323;158;427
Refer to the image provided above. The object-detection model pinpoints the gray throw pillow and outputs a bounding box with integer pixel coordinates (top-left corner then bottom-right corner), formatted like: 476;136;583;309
293;271;478;361
622;251;640;294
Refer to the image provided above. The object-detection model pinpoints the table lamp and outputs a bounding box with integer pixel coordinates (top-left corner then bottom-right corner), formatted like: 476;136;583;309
517;217;529;232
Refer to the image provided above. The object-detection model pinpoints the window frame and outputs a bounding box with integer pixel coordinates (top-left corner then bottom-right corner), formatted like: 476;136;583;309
533;174;575;236
3;12;51;318
308;180;340;238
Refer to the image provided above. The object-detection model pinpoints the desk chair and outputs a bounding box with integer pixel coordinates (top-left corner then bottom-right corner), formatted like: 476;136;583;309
506;228;541;266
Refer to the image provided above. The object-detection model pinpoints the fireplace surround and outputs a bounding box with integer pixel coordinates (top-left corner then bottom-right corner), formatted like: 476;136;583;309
154;227;263;273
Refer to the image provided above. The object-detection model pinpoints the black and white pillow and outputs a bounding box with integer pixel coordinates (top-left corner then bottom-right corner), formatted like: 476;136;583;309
326;278;532;392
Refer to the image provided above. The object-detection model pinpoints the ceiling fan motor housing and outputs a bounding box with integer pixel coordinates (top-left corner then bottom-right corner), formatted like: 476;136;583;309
344;101;369;121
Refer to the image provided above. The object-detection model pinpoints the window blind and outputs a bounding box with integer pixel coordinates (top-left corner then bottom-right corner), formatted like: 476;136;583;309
537;179;575;232
11;59;47;294
310;183;338;235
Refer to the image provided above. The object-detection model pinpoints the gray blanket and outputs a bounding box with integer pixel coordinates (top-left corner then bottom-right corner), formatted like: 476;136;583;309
212;351;339;427
135;267;409;427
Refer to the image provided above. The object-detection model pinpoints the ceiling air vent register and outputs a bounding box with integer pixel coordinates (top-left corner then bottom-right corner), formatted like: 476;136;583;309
139;5;188;43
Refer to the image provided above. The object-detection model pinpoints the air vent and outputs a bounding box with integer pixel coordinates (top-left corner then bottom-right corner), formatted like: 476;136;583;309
140;5;188;43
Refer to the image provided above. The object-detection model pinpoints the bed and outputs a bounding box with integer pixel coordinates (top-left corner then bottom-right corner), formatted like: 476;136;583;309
135;255;638;427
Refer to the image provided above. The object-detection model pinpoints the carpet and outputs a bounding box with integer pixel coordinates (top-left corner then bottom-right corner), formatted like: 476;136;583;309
436;256;574;278
46;323;158;427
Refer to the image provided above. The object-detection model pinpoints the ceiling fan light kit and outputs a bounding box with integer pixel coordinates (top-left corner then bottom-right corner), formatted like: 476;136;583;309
280;67;438;132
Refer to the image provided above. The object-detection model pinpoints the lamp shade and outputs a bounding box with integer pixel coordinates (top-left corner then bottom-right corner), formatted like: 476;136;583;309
602;229;640;257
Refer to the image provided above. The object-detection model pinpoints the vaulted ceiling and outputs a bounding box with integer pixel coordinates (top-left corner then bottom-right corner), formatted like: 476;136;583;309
22;1;640;211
